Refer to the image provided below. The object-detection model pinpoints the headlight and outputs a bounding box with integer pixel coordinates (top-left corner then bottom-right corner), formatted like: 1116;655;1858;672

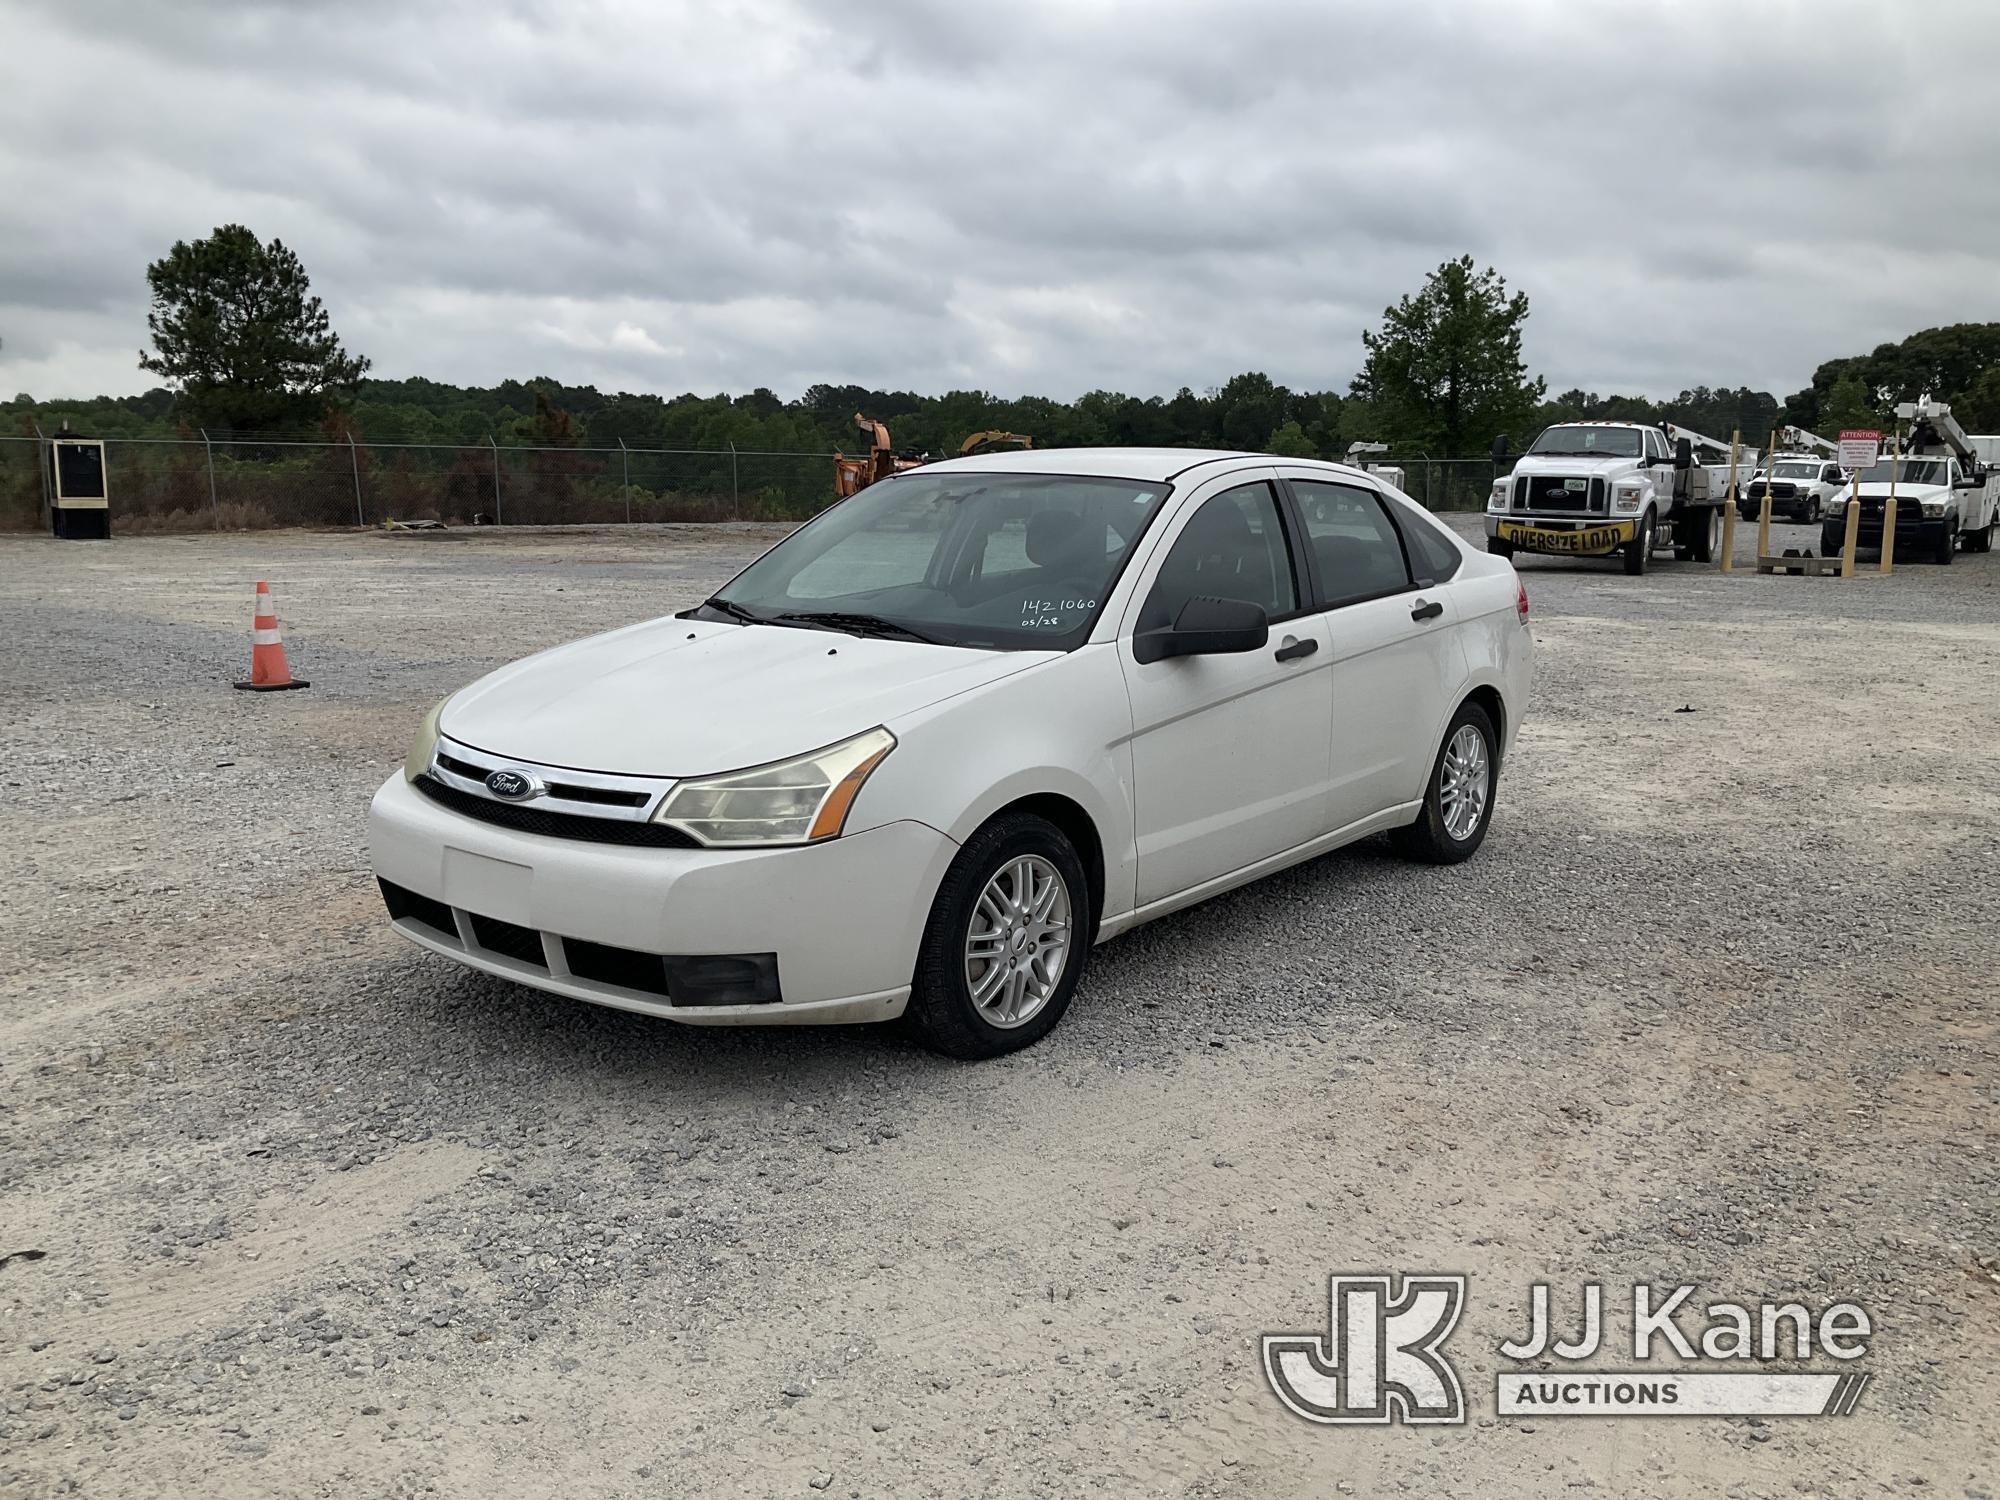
653;727;896;847
1487;480;1510;512
1921;499;1945;518
403;696;450;783
1612;485;1645;512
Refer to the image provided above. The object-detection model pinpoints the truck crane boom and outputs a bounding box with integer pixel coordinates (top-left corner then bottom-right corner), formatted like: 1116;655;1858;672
1895;396;1980;469
1776;425;1837;458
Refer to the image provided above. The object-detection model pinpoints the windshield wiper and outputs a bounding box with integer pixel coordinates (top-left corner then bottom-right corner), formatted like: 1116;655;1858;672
691;597;765;626
771;611;946;645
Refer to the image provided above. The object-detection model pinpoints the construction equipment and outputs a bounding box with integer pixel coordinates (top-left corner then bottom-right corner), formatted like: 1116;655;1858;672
833;414;925;500
834;416;1034;501
958;430;1033;457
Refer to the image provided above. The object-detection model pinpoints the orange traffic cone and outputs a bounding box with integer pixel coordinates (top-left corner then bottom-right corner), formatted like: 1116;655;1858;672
233;580;310;692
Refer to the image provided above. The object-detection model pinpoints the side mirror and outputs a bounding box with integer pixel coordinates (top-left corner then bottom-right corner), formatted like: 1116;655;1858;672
1132;595;1269;665
1673;437;1693;470
1490;433;1510;464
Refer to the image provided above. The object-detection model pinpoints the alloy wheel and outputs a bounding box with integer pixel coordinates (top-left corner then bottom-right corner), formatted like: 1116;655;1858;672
963;855;1072;1028
1440;724;1490;842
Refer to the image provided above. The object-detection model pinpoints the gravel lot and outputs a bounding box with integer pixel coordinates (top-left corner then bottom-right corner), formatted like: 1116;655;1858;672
3;513;1996;1498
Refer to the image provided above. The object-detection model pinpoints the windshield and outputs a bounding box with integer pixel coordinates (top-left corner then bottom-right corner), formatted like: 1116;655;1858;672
1773;461;1821;479
1529;426;1644;458
704;470;1171;651
1856;459;1946;486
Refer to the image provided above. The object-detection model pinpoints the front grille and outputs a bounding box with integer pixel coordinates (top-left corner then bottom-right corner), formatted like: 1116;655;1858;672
379;878;457;940
1521;476;1602;512
414;774;700;847
563;938;672;997
436;751;649;808
469;913;547;968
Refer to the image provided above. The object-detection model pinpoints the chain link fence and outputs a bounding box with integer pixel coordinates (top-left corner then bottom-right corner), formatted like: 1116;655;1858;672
0;433;840;531
0;432;1505;532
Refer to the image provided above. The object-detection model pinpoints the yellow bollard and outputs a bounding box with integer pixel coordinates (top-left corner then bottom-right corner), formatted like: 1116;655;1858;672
1840;478;1861;578
1756;428;1779;562
1880;430;1899;574
1719;429;1741;573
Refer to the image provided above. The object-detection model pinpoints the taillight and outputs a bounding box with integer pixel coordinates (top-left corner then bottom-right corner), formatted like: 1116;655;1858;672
1516;581;1530;625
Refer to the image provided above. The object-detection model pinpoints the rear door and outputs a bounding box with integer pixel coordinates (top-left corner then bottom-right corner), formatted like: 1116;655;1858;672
1117;471;1333;906
1278;472;1468;832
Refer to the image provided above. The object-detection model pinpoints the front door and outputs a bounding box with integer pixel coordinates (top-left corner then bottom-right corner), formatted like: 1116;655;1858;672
1119;474;1333;907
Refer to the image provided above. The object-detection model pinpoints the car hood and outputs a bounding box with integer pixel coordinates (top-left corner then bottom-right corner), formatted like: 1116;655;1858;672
1510;454;1642;477
1853;481;1949;500
440;617;1052;776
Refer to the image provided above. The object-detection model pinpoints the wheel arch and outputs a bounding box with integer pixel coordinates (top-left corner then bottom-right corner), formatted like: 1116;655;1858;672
980;792;1106;938
1461;684;1507;766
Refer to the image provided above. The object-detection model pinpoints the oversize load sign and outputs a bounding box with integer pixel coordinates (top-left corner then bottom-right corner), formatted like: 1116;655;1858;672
1839;429;1880;470
1496;518;1638;556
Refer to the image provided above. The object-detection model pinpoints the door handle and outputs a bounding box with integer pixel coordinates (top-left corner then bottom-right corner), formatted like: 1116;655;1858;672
1273;635;1318;662
1410;598;1444;622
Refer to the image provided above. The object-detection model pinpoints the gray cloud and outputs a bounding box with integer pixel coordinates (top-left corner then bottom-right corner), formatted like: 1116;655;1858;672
4;0;1998;407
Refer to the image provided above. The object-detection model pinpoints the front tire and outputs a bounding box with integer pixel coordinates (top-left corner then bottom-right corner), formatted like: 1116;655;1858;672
1820;521;1845;557
1391;702;1498;865
1486;536;1514;559
906;812;1090;1059
1623;512;1654;575
1933;523;1955;565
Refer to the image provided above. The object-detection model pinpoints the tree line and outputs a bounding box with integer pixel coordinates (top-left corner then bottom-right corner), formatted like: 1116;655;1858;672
9;225;2000;463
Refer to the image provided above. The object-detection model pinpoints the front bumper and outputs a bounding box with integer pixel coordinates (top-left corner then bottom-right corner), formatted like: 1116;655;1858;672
1825;512;1950;549
1739;494;1815;521
1486;515;1639;557
367;772;959;1025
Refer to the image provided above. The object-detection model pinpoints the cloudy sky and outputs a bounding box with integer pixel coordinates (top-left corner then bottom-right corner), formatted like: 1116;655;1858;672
4;0;1999;406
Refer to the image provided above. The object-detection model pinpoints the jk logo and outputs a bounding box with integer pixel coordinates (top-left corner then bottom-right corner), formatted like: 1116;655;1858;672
1263;1274;1467;1425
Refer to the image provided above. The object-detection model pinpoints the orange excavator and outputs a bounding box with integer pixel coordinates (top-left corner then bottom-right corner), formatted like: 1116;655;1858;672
833;414;1032;500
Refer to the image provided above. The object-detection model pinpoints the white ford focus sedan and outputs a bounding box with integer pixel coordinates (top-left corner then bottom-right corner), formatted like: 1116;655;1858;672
370;449;1531;1057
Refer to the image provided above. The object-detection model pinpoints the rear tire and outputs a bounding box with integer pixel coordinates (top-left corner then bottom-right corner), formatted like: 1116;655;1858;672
1622;512;1654;575
906;812;1091;1059
1681;506;1721;563
1391;701;1498;865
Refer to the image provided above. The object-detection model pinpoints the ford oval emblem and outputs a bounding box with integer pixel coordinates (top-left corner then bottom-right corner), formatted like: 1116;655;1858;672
485;768;537;800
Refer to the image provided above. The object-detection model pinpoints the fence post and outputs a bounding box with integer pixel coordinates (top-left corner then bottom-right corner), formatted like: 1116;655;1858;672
489;435;502;525
728;442;740;520
200;427;220;530
32;421;52;530
620;438;630;525
348;432;365;527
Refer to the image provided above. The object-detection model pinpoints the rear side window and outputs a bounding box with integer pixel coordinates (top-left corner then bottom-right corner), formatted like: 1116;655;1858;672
1290;480;1414;608
1384;497;1464;584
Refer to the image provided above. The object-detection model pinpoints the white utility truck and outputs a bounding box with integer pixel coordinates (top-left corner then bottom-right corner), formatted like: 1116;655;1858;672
1819;397;1999;563
1485;421;1744;575
1738;426;1846;524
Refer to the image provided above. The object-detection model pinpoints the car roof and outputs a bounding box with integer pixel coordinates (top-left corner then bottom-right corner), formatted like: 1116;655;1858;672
1545;420;1653;430
918;446;1383;485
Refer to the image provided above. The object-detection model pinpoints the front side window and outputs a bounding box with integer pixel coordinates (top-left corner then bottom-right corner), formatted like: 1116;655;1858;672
1291;480;1415;607
1138;482;1298;632
707;471;1169;650
1529;426;1645;459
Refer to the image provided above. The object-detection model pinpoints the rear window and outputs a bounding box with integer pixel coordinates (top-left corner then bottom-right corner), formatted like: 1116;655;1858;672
1385;497;1463;583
